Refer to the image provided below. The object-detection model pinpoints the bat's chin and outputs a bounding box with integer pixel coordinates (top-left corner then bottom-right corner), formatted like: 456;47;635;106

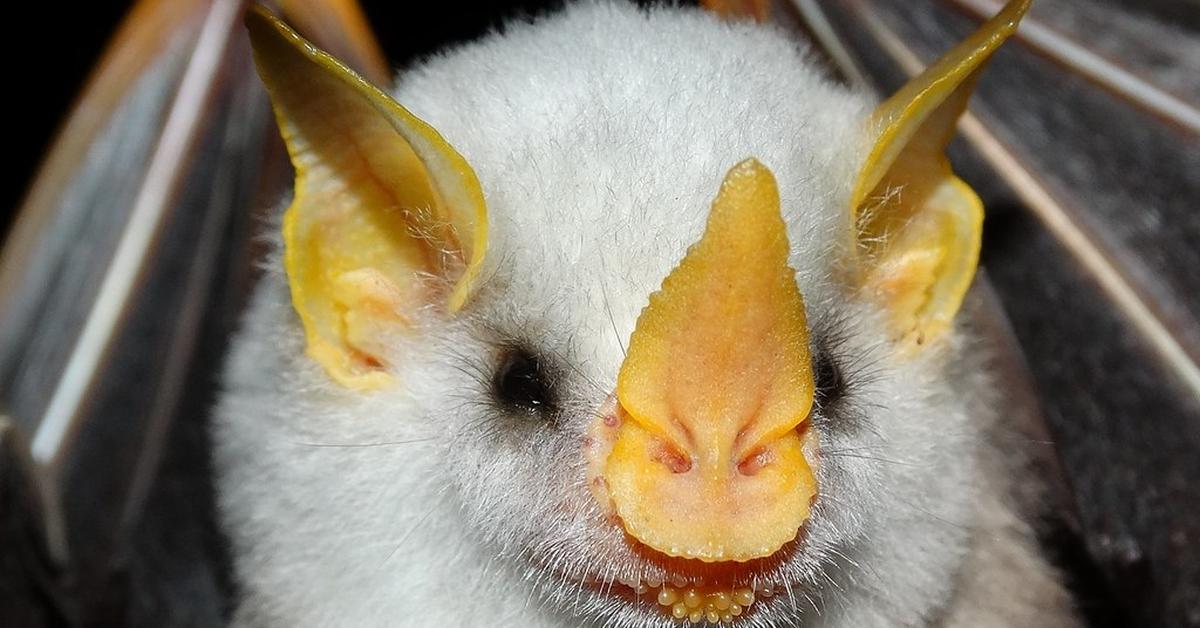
582;574;783;624
534;536;813;626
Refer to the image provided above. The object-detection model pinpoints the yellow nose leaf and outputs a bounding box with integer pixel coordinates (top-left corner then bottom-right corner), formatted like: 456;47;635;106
607;159;817;562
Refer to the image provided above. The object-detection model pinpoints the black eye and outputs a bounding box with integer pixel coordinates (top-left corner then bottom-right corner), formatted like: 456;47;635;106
813;349;846;406
493;348;555;415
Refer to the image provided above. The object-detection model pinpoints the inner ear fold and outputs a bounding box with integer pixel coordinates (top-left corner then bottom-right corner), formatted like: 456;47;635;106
849;0;1029;351
247;7;488;389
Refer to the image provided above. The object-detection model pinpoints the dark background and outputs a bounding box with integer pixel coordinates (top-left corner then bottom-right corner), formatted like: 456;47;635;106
5;3;131;229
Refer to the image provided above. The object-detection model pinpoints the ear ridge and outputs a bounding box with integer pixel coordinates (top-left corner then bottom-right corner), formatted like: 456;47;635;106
849;0;1029;350
247;7;488;388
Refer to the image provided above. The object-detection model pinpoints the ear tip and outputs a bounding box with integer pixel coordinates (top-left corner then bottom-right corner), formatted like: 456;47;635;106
996;0;1033;34
244;3;296;48
1009;0;1033;18
243;3;273;31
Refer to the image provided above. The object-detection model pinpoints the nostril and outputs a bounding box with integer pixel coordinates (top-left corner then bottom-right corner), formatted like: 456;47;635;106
652;443;693;474
736;448;771;476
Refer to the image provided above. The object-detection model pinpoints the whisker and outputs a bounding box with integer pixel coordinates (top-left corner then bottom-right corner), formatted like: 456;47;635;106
895;499;971;531
825;545;886;587
784;580;799;613
544;344;609;396
598;270;628;358
820;451;923;468
378;487;450;569
802;590;820;615
294;437;436;448
819;445;889;454
816;567;843;594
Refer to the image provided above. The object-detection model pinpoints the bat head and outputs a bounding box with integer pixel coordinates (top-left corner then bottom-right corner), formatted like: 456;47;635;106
217;2;1029;625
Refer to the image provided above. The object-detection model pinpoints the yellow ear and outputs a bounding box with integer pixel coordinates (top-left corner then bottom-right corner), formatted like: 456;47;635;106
850;0;1028;350
246;7;488;389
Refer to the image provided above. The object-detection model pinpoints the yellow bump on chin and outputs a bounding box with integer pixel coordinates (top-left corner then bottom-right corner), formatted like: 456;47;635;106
653;584;761;623
607;159;818;562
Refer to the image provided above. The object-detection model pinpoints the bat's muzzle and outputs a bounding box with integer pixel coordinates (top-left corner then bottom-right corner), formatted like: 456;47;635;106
586;160;819;565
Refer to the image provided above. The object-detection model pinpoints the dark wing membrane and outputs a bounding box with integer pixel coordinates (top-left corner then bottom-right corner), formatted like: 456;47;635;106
0;1;390;625
0;1;264;624
791;0;1200;625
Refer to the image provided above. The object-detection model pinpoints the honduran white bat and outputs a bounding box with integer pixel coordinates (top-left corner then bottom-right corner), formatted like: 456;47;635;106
214;0;1079;625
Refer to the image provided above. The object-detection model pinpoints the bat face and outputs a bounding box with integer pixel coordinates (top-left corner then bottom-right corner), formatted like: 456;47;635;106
217;2;1037;626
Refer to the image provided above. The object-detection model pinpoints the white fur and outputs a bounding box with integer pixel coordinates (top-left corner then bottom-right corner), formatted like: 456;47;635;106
214;3;1076;626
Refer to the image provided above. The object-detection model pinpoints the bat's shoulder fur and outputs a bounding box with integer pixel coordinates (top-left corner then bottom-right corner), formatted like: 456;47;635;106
214;2;1078;626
